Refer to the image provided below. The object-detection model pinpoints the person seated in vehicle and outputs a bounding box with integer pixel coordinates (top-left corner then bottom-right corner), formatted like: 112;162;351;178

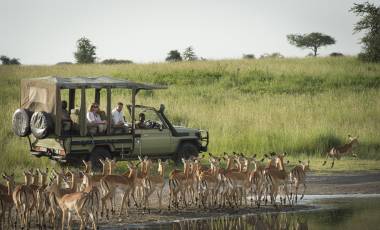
111;102;129;133
136;112;146;129
61;100;72;132
87;102;107;134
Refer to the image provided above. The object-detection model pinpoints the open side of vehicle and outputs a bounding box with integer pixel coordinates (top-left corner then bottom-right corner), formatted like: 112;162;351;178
13;76;208;167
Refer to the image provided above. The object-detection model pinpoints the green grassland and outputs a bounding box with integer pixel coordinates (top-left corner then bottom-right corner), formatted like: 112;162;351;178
0;57;380;177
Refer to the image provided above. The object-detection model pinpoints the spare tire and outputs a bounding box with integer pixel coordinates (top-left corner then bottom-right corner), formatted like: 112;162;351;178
30;111;53;139
12;109;32;137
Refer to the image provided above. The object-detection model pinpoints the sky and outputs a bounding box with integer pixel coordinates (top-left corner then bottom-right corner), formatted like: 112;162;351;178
0;0;376;65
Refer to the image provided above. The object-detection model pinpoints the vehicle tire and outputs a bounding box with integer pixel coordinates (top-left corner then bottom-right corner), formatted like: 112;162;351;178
174;142;199;164
12;108;32;137
30;111;53;139
89;147;111;172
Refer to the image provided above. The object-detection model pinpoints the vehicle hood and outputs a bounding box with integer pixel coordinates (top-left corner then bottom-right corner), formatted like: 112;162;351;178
173;126;198;136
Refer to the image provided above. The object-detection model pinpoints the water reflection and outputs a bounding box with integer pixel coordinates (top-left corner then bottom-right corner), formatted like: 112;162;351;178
126;197;380;230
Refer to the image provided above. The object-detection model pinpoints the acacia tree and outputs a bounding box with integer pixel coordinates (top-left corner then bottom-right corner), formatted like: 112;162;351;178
287;32;336;56
0;55;20;65
165;50;182;62
350;2;380;62
74;37;96;64
183;46;197;61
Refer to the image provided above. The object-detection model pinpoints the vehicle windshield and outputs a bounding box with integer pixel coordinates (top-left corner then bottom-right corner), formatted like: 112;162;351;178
130;106;166;129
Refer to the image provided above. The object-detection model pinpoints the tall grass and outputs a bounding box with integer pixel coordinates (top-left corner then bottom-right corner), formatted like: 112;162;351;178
0;57;379;174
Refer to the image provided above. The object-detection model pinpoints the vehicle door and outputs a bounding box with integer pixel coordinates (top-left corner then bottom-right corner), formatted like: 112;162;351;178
133;108;172;155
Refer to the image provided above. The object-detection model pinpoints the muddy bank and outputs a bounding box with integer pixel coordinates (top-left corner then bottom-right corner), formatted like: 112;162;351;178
97;171;380;226
306;171;380;195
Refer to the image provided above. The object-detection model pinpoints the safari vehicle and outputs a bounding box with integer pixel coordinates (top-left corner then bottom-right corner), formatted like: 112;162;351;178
12;76;208;167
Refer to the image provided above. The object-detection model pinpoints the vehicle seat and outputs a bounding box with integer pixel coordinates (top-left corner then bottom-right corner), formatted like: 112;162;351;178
70;108;80;132
98;110;107;121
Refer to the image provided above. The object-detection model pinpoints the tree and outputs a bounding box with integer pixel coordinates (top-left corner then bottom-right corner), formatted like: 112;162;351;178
1;55;20;65
287;32;336;56
183;46;197;61
350;2;380;62
165;50;182;62
243;54;255;59
74;37;96;64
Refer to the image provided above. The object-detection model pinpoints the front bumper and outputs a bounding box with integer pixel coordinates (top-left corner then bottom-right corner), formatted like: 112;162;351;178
199;129;209;151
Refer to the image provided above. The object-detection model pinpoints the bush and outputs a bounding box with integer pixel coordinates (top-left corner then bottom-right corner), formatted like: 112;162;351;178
260;52;284;59
101;59;133;64
56;62;73;65
243;54;255;59
330;52;344;57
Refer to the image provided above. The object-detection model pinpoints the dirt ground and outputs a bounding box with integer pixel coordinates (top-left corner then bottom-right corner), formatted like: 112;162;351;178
97;171;380;227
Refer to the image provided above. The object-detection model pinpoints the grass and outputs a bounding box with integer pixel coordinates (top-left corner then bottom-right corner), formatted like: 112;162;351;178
0;56;379;178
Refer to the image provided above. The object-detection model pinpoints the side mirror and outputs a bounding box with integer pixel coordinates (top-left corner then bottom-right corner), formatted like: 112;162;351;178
159;104;165;113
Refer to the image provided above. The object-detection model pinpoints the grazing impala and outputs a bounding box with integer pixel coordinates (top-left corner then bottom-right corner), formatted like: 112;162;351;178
0;173;15;229
290;160;310;203
323;135;359;168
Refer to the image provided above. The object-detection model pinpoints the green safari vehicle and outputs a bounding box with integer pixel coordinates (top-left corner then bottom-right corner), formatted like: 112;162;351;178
12;76;208;167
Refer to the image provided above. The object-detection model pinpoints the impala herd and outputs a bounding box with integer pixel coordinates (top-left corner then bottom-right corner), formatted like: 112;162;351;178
0;135;359;229
0;152;312;230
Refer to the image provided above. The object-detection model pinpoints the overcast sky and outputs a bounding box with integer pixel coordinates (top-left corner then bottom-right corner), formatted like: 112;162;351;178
0;0;375;64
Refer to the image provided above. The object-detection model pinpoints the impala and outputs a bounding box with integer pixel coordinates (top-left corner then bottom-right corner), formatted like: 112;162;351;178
323;135;359;168
80;172;101;224
100;162;137;218
263;153;291;205
142;159;168;211
13;171;36;229
290;160;310;203
168;158;191;210
0;173;15;229
58;191;96;230
249;157;266;207
35;168;49;227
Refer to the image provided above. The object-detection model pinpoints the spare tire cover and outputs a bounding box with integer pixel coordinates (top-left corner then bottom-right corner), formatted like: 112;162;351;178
12;109;31;137
30;111;53;139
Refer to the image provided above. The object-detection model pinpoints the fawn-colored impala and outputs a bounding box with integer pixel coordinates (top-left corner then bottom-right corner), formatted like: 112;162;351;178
168;158;191;210
263;153;291;205
35;168;49;227
0;173;15;229
58;190;96;230
142;159;168;211
100;162;137;218
323;135;359;168
13;171;36;229
290;160;310;203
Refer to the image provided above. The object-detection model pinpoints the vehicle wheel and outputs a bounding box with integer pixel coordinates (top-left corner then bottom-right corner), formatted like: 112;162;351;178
12;109;32;137
89;147;111;172
30;111;53;139
174;142;199;164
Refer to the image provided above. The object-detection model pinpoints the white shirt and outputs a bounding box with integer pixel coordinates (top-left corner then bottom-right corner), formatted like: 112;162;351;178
86;111;102;123
112;108;126;125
